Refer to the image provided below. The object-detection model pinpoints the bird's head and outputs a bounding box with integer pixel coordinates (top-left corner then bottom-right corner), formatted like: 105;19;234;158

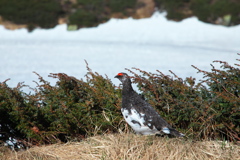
114;72;130;83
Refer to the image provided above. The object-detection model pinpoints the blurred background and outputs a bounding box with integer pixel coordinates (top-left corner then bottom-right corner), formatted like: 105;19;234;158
0;0;240;90
1;0;240;31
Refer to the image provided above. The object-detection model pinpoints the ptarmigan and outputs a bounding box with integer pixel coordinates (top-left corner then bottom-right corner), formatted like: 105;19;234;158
115;72;184;137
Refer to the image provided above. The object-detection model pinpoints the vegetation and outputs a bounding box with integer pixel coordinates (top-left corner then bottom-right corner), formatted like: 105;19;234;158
155;0;192;20
108;0;137;13
190;0;240;25
0;0;64;31
1;133;240;160
0;56;239;151
0;63;123;149
68;0;137;29
155;0;240;25
127;61;240;141
0;0;240;31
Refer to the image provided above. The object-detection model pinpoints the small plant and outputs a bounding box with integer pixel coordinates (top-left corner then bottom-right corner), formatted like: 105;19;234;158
0;0;64;31
0;62;122;149
0;56;239;150
125;54;240;141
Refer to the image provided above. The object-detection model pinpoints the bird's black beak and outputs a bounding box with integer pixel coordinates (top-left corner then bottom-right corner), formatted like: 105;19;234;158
114;75;119;78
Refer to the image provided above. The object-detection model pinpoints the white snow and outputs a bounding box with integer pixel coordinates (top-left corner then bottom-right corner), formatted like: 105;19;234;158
0;12;239;92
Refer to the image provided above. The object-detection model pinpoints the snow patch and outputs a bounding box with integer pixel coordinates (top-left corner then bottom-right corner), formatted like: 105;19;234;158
0;12;239;92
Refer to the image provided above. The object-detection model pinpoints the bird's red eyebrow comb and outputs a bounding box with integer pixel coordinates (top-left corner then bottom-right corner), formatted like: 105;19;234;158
118;73;123;76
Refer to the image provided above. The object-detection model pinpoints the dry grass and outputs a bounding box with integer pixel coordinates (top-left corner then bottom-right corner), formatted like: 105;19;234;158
1;133;240;160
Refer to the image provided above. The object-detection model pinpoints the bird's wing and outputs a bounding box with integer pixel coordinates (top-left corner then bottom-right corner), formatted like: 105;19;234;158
129;92;172;130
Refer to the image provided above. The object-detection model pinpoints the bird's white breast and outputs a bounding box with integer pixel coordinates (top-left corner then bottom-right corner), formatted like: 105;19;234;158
121;108;160;135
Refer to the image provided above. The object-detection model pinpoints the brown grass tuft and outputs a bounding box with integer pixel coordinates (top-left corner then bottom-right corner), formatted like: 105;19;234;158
1;133;240;160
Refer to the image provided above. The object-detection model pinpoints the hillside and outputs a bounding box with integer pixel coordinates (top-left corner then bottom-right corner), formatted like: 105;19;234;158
0;0;240;31
1;133;240;160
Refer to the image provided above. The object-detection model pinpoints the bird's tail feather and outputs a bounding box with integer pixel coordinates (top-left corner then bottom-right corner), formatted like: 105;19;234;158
169;128;185;137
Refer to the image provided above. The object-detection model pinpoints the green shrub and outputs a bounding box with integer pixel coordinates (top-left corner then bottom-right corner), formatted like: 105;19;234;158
1;56;239;150
1;0;240;30
0;63;122;149
191;0;240;25
0;80;39;149
108;0;137;13
0;0;64;31
69;0;137;28
155;0;191;20
126;56;240;141
68;9;99;27
155;0;240;25
69;0;109;27
193;60;240;140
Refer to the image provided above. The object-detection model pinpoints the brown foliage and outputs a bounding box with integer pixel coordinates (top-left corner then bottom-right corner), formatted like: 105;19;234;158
2;133;240;160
